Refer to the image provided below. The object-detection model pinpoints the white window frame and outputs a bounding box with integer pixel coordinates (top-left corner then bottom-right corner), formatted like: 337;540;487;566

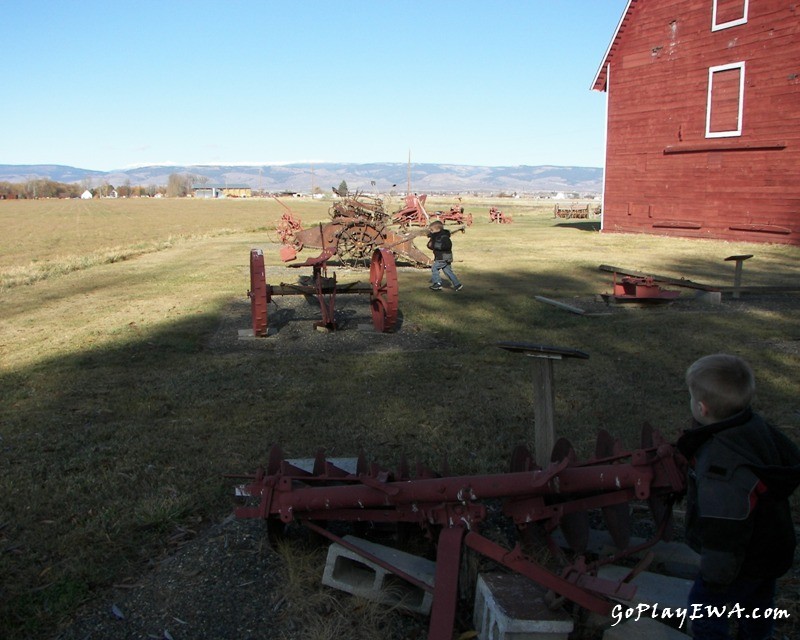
712;0;749;31
705;61;745;138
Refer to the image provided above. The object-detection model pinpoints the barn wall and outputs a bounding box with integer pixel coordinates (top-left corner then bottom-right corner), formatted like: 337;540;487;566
602;0;800;245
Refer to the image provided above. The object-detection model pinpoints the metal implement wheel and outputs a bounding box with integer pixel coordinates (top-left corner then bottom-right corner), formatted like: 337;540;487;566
248;249;269;337
369;248;399;333
336;220;385;268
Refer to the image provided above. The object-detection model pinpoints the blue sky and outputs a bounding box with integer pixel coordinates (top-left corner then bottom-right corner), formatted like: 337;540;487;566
2;1;627;171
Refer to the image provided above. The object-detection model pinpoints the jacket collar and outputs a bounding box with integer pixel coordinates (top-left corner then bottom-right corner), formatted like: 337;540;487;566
676;407;753;460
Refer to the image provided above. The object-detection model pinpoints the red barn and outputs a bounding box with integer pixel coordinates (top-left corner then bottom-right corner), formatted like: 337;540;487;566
592;0;800;246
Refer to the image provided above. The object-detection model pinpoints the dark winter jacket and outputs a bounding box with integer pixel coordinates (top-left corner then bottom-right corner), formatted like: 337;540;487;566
676;408;800;586
427;229;453;261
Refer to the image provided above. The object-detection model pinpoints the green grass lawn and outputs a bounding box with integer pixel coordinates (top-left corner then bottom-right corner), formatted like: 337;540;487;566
1;196;798;638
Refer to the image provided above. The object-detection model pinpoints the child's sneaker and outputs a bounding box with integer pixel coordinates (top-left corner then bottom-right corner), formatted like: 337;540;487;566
454;284;463;291
429;284;442;291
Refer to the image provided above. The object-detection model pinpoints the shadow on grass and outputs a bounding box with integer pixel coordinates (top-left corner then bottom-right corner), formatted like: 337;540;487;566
554;221;601;232
1;264;799;639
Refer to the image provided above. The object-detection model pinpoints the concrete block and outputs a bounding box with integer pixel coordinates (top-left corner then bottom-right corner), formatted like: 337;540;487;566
285;457;359;475
552;529;700;579
598;565;693;611
694;290;722;305
321;535;435;614
473;573;574;640
603;617;690;639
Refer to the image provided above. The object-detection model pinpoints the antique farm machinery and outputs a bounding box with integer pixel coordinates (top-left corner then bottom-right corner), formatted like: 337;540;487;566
391;193;433;228
248;246;399;334
276;193;432;267
489;206;513;224
434;201;473;227
231;425;687;639
392;194;472;229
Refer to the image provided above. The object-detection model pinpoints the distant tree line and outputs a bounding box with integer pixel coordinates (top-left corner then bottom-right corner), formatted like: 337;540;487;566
0;179;83;199
0;179;168;199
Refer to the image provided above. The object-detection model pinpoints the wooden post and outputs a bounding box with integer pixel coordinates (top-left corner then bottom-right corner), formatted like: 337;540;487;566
724;254;753;299
530;357;556;469
495;343;590;469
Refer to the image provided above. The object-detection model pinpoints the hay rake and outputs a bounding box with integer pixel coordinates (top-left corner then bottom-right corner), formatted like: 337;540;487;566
231;425;686;639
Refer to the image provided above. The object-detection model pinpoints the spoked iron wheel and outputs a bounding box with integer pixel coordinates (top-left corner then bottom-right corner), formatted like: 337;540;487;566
369;248;399;333
337;220;385;268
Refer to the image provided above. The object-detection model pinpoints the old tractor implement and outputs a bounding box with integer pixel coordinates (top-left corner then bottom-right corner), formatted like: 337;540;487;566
553;203;596;219
599;264;721;305
489;206;513;224
231;426;686;639
393;194;472;229
433;201;473;227
248;245;399;335
277;194;432;268
391;193;433;228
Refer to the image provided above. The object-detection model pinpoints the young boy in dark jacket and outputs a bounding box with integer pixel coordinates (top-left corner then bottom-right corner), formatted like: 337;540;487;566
677;354;800;640
426;220;462;291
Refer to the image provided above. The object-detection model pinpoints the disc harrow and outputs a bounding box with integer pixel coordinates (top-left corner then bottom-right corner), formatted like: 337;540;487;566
231;425;687;639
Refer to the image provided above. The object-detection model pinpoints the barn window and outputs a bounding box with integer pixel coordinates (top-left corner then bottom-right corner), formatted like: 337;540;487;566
712;0;749;31
706;62;745;138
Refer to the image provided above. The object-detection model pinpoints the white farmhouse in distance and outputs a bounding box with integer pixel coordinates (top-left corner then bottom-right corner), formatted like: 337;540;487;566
80;190;92;199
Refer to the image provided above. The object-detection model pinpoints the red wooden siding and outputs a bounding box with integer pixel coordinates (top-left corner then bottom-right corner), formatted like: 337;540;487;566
714;0;748;28
596;0;800;245
707;64;743;135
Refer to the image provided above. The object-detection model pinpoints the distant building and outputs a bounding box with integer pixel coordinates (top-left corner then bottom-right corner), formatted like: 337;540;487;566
192;184;252;199
80;190;93;199
593;0;799;245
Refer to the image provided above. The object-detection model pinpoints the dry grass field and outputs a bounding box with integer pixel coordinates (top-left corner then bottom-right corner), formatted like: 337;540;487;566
1;196;799;639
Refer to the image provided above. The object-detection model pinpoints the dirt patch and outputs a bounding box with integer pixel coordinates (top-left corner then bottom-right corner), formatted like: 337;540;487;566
54;516;430;640
57;517;284;640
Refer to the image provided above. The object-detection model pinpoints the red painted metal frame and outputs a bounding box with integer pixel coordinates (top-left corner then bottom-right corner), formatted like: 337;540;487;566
489;206;513;224
612;272;681;302
248;249;269;337
433;204;474;227
233;438;687;639
369;248;399;332
392;194;431;228
248;247;399;335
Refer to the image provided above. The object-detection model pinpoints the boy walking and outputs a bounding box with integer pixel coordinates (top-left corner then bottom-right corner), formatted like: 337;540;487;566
677;354;800;640
426;220;462;291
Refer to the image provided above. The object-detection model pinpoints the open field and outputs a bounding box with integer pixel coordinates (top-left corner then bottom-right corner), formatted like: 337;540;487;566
1;196;799;639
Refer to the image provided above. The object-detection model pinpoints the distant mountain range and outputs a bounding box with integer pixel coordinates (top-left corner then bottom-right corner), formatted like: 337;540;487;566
0;162;603;194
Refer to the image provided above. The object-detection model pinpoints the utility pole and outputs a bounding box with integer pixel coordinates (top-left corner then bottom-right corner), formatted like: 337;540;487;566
407;149;411;195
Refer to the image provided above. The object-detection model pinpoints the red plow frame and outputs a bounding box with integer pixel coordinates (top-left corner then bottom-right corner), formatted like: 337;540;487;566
231;426;687;639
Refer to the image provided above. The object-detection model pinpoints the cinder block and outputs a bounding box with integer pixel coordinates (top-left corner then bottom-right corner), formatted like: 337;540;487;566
321;535;435;614
598;565;693;611
695;290;722;305
473;573;574;640
285;457;359;474
603;617;690;639
552;529;700;579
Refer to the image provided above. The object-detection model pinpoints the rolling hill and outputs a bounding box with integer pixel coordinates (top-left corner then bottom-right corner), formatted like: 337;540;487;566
0;162;603;194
